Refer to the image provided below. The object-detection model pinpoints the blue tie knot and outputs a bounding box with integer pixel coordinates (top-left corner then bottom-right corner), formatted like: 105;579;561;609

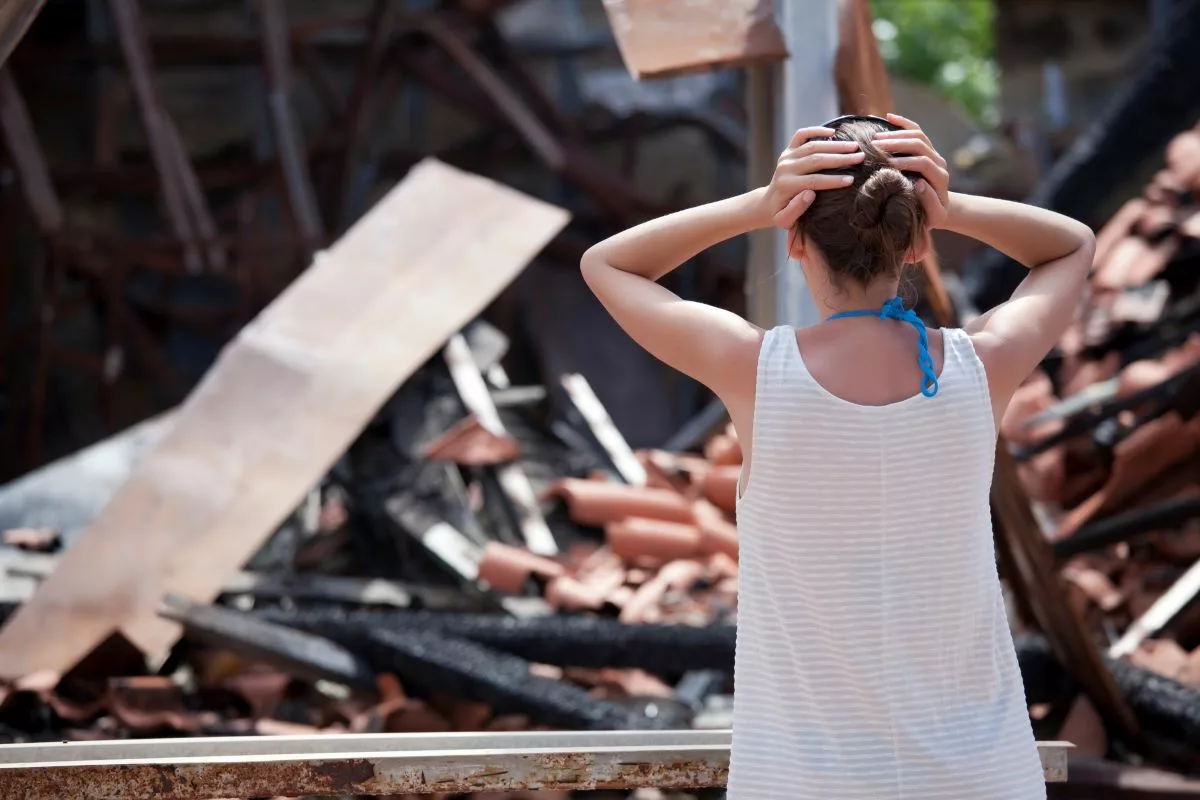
879;296;908;321
826;296;940;398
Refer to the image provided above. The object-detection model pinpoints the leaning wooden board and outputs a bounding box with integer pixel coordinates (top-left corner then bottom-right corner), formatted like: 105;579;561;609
0;159;568;679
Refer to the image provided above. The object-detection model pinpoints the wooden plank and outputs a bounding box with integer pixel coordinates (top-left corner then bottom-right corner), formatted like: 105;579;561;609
602;0;788;80
561;373;646;486
443;334;557;555
0;0;47;69
1108;557;1200;659
0;159;568;679
0;68;62;233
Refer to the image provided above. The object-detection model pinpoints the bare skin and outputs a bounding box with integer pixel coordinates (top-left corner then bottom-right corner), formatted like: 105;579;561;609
581;113;1096;489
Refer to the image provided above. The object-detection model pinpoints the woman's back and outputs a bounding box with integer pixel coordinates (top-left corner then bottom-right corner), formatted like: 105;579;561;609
728;325;1046;799
581;111;1096;800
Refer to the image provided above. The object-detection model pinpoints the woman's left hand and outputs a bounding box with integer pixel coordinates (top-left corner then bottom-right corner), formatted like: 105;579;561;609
872;113;950;229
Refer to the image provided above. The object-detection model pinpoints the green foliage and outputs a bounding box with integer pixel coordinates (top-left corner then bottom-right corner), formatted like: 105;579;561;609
869;0;998;125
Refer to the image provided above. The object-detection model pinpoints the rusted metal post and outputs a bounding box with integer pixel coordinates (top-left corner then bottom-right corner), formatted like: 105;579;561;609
0;731;1071;799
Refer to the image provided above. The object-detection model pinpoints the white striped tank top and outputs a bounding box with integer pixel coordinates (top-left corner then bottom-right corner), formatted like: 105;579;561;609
728;324;1046;800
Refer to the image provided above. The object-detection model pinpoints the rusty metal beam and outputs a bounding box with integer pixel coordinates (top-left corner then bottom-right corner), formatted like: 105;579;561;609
0;731;1072;799
0;0;47;68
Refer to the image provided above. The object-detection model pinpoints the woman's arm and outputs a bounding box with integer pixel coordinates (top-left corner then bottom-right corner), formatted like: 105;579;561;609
939;190;1095;406
873;114;1095;414
581;129;862;402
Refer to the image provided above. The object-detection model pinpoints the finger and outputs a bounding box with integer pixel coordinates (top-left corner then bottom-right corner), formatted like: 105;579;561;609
873;137;947;168
776;173;856;195
786;139;861;158
779;151;865;174
788;126;837;148
885;112;921;131
914;179;946;221
773;190;816;228
888;155;947;181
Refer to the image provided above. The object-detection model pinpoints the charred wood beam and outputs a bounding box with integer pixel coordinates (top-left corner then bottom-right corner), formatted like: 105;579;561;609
1015;364;1200;461
0;68;62;233
257;608;737;674
963;0;1200;311
107;0;224;273
1016;633;1200;770
331;0;402;229
256;0;325;246
247;612;670;730
12;30;611;69
0;0;47;68
443;333;557;555
423;21;663;223
1054;493;1200;560
158;594;377;690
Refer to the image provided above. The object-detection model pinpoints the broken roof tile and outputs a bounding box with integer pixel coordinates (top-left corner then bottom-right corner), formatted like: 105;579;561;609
548;478;695;527
603;0;788;80
606;517;702;562
702;465;740;514
422;415;521;466
476;542;564;594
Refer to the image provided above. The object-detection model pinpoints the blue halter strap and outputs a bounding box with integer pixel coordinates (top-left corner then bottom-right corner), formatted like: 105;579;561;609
826;296;939;398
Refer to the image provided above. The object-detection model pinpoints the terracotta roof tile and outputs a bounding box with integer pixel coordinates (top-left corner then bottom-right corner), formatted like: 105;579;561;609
548;478;695;527
693;498;739;559
1055;412;1199;538
1094;198;1148;266
422;415;521;466
476;542;564;594
704;433;742;466
702;465;739;514
606;517;702;562
1165;130;1200;188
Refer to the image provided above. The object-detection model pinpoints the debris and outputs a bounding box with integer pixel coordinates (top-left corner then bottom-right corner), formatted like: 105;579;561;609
603;0;788;80
0;160;568;680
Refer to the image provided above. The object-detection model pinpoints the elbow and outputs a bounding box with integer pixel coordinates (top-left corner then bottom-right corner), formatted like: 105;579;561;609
1073;223;1097;265
579;247;605;292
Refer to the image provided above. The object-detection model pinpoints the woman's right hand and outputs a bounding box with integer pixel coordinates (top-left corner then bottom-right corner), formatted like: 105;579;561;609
761;126;865;230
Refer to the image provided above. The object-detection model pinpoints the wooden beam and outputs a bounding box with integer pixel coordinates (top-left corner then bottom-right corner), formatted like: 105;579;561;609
257;0;325;246
603;0;788;80
0;0;47;68
0;160;568;679
107;0;223;272
0;67;62;233
443;333;558;555
561;373;647;486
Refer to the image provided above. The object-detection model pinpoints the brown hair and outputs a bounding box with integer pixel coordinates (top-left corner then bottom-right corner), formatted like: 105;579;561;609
794;118;926;286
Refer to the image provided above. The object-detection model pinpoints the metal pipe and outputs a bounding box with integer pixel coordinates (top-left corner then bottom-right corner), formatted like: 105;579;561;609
0;731;1070;798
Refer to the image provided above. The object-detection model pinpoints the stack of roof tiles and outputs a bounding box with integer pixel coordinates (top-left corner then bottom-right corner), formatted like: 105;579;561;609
477;424;744;626
1000;120;1200;693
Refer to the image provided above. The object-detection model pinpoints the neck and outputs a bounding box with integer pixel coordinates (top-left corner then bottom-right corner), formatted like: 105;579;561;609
814;281;901;320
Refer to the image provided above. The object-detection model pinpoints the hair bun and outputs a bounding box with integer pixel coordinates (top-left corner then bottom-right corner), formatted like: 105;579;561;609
850;168;910;233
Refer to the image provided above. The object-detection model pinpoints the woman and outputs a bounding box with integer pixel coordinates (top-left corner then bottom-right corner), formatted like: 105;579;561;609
581;113;1094;800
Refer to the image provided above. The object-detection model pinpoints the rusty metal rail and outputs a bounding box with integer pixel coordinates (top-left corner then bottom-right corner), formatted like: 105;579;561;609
0;730;1070;799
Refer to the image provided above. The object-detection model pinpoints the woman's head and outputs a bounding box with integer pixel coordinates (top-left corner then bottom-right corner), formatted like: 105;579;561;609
792;118;929;290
